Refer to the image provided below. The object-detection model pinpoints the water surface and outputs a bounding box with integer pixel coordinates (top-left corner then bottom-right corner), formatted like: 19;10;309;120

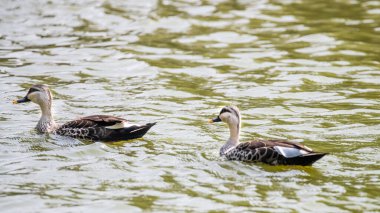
1;0;379;212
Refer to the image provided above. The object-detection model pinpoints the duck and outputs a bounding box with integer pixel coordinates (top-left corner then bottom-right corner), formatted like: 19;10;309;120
13;84;156;142
209;106;327;166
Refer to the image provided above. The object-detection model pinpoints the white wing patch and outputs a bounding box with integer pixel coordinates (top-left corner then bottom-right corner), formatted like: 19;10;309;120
274;146;308;158
105;121;139;129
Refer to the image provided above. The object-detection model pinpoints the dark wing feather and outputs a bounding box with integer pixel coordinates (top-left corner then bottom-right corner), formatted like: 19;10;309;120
59;119;98;129
240;139;313;152
80;115;127;126
104;122;157;142
227;139;325;166
60;115;127;129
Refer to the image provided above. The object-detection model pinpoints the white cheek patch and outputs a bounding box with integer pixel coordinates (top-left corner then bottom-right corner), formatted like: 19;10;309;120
274;146;309;158
220;113;229;122
105;121;139;129
28;93;38;103
29;92;48;104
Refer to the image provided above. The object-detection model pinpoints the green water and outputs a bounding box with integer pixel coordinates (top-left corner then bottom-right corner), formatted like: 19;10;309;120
1;0;379;212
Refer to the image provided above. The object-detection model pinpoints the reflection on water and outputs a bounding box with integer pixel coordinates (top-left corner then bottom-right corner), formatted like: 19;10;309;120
1;0;379;212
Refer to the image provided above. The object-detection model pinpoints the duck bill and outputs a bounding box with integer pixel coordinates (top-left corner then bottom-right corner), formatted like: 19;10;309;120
208;116;222;123
13;96;31;104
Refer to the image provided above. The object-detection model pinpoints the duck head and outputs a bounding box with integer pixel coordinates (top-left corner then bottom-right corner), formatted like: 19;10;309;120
209;105;241;128
210;106;242;155
13;84;53;110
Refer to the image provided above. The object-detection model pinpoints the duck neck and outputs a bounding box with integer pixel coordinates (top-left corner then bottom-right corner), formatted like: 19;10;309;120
37;102;56;133
220;121;240;156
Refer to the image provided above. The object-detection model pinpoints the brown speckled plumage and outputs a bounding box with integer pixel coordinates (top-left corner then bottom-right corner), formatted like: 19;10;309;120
211;106;326;166
14;85;156;141
224;139;326;166
55;115;156;141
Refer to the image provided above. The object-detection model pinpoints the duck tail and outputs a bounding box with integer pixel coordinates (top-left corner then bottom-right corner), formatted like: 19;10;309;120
125;122;157;139
285;152;327;166
107;122;157;141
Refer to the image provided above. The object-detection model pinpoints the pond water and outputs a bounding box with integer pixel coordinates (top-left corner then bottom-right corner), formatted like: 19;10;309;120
1;0;379;212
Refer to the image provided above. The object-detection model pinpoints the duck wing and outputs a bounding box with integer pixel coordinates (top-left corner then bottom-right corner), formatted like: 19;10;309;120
56;115;156;142
60;115;128;129
245;139;313;155
226;139;326;166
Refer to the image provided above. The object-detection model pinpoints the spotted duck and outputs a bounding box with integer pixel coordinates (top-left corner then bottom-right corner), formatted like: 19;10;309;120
209;106;327;166
13;84;156;141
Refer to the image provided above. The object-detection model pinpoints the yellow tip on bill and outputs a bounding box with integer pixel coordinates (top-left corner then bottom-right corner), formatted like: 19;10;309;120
208;119;213;123
12;100;18;104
